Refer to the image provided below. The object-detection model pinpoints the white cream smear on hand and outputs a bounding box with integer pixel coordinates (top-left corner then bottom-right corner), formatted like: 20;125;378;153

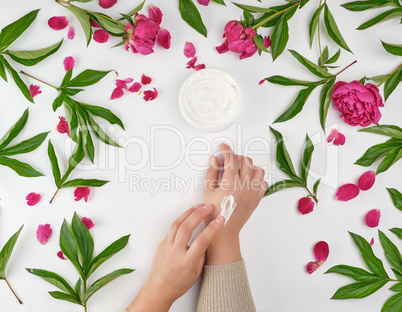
220;195;237;225
179;69;241;132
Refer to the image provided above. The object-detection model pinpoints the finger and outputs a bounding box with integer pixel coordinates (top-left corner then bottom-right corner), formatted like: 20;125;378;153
166;204;204;243
221;143;238;181
205;155;220;191
260;180;269;195
174;204;214;247
239;156;253;179
187;215;225;264
252;167;265;181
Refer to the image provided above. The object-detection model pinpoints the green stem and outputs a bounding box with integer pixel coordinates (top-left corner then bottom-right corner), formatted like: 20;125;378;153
252;1;300;30
334;60;357;77
4;278;22;304
317;0;323;66
20;71;59;91
49;186;61;204
377;63;402;88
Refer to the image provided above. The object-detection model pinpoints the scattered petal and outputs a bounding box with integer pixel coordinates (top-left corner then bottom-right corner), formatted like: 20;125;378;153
111;87;124;100
197;0;210;6
258;79;266;85
128;82;142;93
90;19;101;28
63;56;75;72
298;197;315;215
149;5;163;25
116;78;133;89
93;29;110;43
358;171;376;191
307;261;321;274
26;193;41;206
143;88;158;101
263;36;271;49
314;241;329;263
67;26;75;40
335;183;360;201
157;28;171;49
48;16;68;30
81;217;94;230
57;116;70;138
141;74;152;85
186;56;197;69
184;41;196;58
57;251;67;260
74;187;91;202
37;224;52;245
99;0;117;9
194;63;206;71
29;85;42;98
370;238;374;246
327;129;345;146
365;209;381;228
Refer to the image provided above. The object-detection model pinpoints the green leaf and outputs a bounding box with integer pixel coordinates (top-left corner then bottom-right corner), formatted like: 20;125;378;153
87;235;130;277
179;0;207;37
378;230;402;273
60;87;84;96
274;85;317;123
253;35;269;53
357;8;402;30
319;46;329;66
83;268;134;303
5;40;63;66
320;77;336;130
382;292;402;312
25;269;75;295
309;4;324;47
66;70;111;88
211;0;226;5
75;279;82;300
119;13;134;25
387;188;402;210
0;9;40;51
390;282;402;292
368;74;389;84
382;41;402;56
62;179;109;188
91;13;125;36
377;146;402;174
355;139;402;166
271;14;289;61
243;10;254;26
331;279;387;299
60;133;86;185
359;125;402;139
390;228;402;240
393;268;402;281
232;3;273;13
326;49;341;64
48;291;81;304
79;103;125;130
325;265;381;282
341;0;389;11
87;114;121;148
323;4;351;52
384;67;402;101
60;219;84;279
313;178;321;195
289;50;333;78
301;134;314;185
65;6;92;46
264;179;302;197
63;99;79;142
0;108;28;150
61;68;73;88
52;94;64;112
48;141;61;186
0;225;23;278
300;0;310;9
0;156;43;177
0;132;49;156
71;212;94;273
349;232;389;278
266;76;319;86
82;127;95;163
0;59;7;81
123;0;146;18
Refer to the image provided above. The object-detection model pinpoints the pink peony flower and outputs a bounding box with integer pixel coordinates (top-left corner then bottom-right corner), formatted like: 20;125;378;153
37;224;52;245
81;217;94;230
67;26;75;40
332;81;384;127
141;74;152;85
335;183;360;201
216;20;258;60
358;171;376;191
26;193;41;206
48;16;68;30
133;15;160;40
128;82;142;93
148;5;163;25
63;56;75;72
365;209;381;228
327;129;345;146
57;251;67;260
57;116;70;137
99;0;117;9
74;187;90;202
307;241;329;274
298;197;315;215
93;29;110;43
184;41;196;58
143;88;158;101
29;85;42;98
157;28;171;49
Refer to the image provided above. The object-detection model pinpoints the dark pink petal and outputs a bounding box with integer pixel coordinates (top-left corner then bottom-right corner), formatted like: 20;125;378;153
365;209;381;228
115;78;133;89
216;41;229;54
29;85;42;98
307;261;322;274
197;0;210;5
264;36;271;49
26;193;41;206
335;183;360;201
370;238;374;246
48;16;68;30
99;0;117;9
184;41;196;58
141;74;152;85
157;28;171;49
74;187;91;202
334;132;346;146
128;82;142;93
81;217;94;230
37;224;52;245
57;116;70;138
314;241;329;263
143;88;158;101
63;56;75;72
90;19;101;28
148;5;163;25
358;171;376;191
194;63;205;71
327;129;345;146
298;197;315;215
186;56;197;69
111;87;124;100
57;251;67;260
93;29;109;43
67;26;75;40
259;79;266;85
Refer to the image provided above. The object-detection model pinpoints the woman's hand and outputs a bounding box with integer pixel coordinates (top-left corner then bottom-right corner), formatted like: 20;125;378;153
203;143;267;265
127;204;225;312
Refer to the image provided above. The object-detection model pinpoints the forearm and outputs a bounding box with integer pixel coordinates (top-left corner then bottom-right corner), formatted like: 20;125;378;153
206;235;242;265
126;282;172;312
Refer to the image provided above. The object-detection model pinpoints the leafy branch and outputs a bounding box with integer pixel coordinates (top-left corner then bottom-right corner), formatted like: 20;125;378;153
27;212;134;312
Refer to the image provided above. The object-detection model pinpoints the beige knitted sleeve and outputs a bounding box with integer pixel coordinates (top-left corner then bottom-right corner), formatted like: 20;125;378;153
196;260;256;312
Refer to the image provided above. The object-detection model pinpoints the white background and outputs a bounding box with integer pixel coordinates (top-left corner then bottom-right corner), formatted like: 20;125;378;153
0;0;401;311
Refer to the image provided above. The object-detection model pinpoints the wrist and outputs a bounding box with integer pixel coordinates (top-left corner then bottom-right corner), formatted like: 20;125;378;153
206;235;242;265
127;281;173;312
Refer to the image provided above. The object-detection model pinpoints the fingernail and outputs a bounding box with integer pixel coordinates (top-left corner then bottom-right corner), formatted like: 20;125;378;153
215;215;225;224
203;204;213;211
194;203;204;209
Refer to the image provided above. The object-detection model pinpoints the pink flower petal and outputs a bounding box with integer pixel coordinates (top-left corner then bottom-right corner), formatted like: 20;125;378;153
370;238;374;246
157;28;171;49
298;197;315;215
74;187;91;202
314;241;329;263
128;82;142;93
37;224;52;245
335;183;360;201
149;5;163;25
327;129;345;146
141;74;152;85
194;63;206;71
111;87;124;100
81;217;94;230
90;19;101;28
63;56;75;72
198;0;210;6
307;261;322;274
264;36;271;49
365;209;381;228
57;251;67;260
29;85;42;98
99;0;117;9
358;171;376;191
57;116;70;138
186;57;197;69
115;78;133;89
93;29;110;43
143;88;158;101
67;26;75;40
334;132;346;146
48;16;68;30
258;79;266;85
26;193;41;206
184;41;196;58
